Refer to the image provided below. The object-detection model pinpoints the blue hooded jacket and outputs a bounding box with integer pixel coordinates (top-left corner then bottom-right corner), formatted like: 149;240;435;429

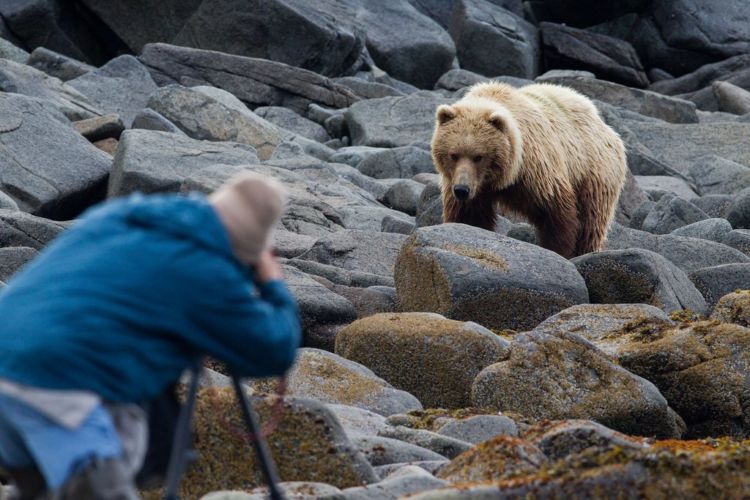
0;193;301;403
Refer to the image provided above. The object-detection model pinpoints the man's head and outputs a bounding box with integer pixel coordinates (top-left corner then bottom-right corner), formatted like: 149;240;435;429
209;172;287;266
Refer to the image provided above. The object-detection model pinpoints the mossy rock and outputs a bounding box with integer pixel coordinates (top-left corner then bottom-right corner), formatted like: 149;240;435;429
436;436;547;483
411;438;750;499
711;289;750;327
143;388;376;498
471;331;684;439
335;312;510;408
394;224;588;332
247;348;422;416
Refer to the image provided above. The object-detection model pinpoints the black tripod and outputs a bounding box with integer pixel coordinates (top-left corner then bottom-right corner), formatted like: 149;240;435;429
162;362;285;500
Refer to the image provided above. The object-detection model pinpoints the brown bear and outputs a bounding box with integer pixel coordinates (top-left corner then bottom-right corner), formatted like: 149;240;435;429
431;82;627;258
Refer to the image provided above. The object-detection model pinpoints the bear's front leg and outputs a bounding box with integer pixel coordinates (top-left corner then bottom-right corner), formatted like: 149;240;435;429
443;192;497;231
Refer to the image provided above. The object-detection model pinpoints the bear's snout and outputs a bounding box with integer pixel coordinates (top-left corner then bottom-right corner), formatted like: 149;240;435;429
453;185;470;201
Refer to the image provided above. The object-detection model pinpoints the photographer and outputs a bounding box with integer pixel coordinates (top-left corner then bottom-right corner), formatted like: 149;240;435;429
0;173;301;499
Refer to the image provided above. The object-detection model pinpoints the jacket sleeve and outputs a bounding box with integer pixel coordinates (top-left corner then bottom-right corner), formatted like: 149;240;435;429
187;262;302;378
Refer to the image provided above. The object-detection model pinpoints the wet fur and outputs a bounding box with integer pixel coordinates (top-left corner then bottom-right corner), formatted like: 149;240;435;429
432;82;627;258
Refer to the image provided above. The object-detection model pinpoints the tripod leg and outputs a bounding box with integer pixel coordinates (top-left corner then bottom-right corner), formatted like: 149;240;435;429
162;362;202;500
231;377;285;500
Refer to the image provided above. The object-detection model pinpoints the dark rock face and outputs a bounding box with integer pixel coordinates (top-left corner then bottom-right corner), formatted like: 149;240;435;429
540;23;648;88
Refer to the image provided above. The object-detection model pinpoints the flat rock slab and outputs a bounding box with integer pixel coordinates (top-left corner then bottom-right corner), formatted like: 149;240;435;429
0;93;111;219
0;210;67;249
395;224;589;331
107;130;259;196
139;43;359;115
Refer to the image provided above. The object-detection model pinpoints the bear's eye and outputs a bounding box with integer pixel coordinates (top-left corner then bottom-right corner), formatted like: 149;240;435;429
450;154;459;162
473;155;483;163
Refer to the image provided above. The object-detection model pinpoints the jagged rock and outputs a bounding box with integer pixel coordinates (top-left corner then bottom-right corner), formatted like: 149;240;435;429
671;218;732;243
450;0;539;79
727;188;750;229
0;246;37;282
336;312;509;408
436;436;546;483
297;230;407;279
107;130;258;197
540;23;647;88
339;465;447;500
615;170;649;225
285;259;392;289
345;93;452;148
0;58;99;121
395;224;588;331
67;55;157;127
352;435;445;466
157;388;377;498
524;420;647;461
0;192;18;211
0;93;110;219
537;73;697;124
130;109;185;135
688;155;750;196
326;403;390;437
72;114;125;142
573;249;707;315
383;180;424;216
437;415;519;444
606;223;750;273
690;264;750;310
250;348;421;417
434;69;488;91
254;106;330;143
629;201;655;230
27;47;94;81
334;77;405;100
635;176;698;201
472;330;684;438
641;194;709;234
139;43;359;115
378;426;471;459
650;54;750;95
533;304;674;358
146;85;284;160
203;482;344;500
711;290;750;327
381;215;415;235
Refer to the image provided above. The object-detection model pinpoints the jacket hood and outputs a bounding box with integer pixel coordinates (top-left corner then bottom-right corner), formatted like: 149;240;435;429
120;193;236;260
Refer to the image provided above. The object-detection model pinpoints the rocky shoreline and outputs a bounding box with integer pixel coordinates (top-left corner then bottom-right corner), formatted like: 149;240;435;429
2;0;750;498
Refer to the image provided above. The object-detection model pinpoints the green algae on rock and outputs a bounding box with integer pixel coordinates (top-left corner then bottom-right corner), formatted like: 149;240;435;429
143;388;377;499
471;331;684;439
394;224;588;332
335;312;510;408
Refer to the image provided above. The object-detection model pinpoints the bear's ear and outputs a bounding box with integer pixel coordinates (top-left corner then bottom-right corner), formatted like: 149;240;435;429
488;112;507;132
436;105;457;125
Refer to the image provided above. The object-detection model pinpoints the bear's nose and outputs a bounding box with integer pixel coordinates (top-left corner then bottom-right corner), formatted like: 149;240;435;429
453;185;470;201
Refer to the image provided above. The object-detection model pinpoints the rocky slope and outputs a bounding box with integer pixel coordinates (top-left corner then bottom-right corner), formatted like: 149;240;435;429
2;1;750;498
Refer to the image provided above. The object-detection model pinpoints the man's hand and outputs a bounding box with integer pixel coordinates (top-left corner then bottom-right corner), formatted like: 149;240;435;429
256;249;283;283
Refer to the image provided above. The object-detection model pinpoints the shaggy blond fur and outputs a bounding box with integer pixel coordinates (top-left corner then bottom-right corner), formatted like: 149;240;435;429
431;82;627;258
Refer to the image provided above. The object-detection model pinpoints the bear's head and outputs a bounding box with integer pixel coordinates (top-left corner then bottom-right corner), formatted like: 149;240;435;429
431;98;522;203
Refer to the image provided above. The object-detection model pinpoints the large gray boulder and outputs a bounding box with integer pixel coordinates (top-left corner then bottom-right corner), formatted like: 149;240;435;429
356;146;435;179
254;106;330;143
649;54;750;96
690;264;750;310
339;465;447;500
395;224;589;331
146;85;284;160
573;248;708;315
0;246;37;282
472;330;684;438
139;43;359;115
0;93;111;219
345;93;452;148
727;188;750;229
27;47;93;81
671;218;732;243
450;0;539;79
0;58;100;121
688;155;750;196
67;55;157;127
107;130;259;197
537;73;698;124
